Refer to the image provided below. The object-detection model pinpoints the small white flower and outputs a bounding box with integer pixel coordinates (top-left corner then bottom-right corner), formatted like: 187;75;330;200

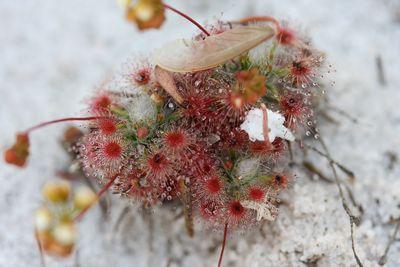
240;108;295;142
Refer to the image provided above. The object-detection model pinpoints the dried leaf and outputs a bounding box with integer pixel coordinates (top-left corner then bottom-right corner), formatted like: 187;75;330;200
154;25;275;73
154;66;184;104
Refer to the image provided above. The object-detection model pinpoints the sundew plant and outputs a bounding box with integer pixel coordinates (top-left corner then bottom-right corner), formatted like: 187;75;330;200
3;1;364;266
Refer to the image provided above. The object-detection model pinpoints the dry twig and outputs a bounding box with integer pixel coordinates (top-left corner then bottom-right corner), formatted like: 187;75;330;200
375;55;387;86
304;142;355;182
35;230;46;267
113;205;131;234
302;161;333;183
327;105;359;124
317;137;363;267
379;218;400;265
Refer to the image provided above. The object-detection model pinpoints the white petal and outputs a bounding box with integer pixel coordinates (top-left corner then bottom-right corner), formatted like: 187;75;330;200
267;109;295;142
240;108;295;142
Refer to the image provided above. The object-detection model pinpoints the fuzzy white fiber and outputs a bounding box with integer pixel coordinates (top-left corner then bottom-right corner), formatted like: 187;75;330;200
1;0;400;267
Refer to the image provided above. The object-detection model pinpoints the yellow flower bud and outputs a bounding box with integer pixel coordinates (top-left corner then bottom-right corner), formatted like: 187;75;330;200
35;207;52;232
116;0;131;8
126;0;165;30
74;186;97;210
53;222;76;246
135;3;154;21
42;181;71;203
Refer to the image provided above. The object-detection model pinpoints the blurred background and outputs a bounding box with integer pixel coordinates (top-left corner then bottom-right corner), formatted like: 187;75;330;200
1;0;399;266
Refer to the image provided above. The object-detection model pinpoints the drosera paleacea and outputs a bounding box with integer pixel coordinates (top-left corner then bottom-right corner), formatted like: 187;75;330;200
4;1;364;266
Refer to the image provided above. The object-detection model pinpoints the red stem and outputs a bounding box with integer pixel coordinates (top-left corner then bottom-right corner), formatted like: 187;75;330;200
261;103;271;144
24;116;104;134
218;223;229;267
238;16;280;28
163;4;210;36
73;174;118;222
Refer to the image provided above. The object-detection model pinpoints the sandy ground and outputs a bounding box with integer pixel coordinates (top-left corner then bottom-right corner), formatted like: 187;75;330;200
1;0;400;266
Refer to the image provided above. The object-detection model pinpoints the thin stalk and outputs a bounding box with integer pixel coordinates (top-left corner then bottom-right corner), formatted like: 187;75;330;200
218;223;228;267
236;16;280;28
379;218;400;265
182;180;194;237
302;161;333;183
74;174;119;222
24;117;103;134
112;205;131;234
163;4;210;36
303;142;355;180
35;230;46;267
318;137;363;267
261;103;271;144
